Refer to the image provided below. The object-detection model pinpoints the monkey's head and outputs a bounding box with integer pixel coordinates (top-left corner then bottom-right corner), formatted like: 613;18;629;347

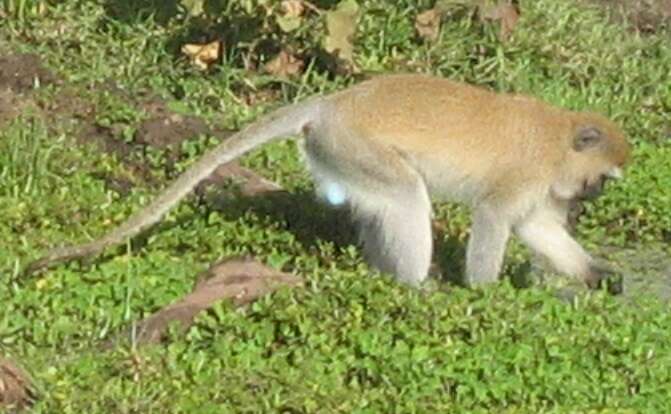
553;113;631;202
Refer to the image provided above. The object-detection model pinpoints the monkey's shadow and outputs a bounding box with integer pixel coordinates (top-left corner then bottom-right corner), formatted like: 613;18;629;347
206;189;357;250
199;188;467;285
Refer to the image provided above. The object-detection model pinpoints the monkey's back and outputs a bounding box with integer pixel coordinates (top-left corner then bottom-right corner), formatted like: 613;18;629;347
329;74;571;200
338;75;567;157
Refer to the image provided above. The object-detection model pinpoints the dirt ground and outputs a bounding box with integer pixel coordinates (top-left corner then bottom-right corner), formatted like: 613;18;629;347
586;0;671;33
0;52;281;198
615;248;671;301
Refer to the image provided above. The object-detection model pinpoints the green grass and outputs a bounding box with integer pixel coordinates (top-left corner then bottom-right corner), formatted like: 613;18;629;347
1;0;670;412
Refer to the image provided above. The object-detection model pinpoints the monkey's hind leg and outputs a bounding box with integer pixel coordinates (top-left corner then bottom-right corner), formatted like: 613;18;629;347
351;179;433;287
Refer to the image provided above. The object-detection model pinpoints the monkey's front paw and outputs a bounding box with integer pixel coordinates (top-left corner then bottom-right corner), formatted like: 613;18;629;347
587;264;624;295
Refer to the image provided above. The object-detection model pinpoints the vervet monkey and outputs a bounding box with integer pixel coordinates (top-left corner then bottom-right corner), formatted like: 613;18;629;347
27;74;630;291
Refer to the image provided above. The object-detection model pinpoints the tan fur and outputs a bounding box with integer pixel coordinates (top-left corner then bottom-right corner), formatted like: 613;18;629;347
27;74;630;291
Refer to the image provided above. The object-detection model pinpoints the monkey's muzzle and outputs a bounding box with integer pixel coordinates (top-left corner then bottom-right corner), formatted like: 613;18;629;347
578;175;609;201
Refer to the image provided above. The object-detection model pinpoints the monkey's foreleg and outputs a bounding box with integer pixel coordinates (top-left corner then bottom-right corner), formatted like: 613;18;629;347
464;206;512;287
515;210;622;293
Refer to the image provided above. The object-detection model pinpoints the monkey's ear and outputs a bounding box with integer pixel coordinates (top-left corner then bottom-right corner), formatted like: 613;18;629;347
573;126;603;151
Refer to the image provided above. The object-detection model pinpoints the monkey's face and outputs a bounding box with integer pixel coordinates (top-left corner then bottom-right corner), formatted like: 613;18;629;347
553;115;630;202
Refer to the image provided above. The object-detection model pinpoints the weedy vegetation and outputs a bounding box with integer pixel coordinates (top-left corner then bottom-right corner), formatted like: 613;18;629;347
0;0;670;412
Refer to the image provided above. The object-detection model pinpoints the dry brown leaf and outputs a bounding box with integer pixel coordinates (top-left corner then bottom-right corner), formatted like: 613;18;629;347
478;1;520;41
0;358;34;412
181;40;223;71
415;8;443;42
281;0;305;17
324;0;360;73
263;50;305;78
122;258;302;345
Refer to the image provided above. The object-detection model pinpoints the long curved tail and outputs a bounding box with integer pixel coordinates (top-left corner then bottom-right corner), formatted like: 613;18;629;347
26;99;321;274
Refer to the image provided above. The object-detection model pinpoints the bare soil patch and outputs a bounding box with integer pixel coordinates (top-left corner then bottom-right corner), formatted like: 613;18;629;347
613;247;671;301
0;53;58;93
0;52;277;198
0;88;28;125
135;99;212;148
586;0;671;33
0;53;59;126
